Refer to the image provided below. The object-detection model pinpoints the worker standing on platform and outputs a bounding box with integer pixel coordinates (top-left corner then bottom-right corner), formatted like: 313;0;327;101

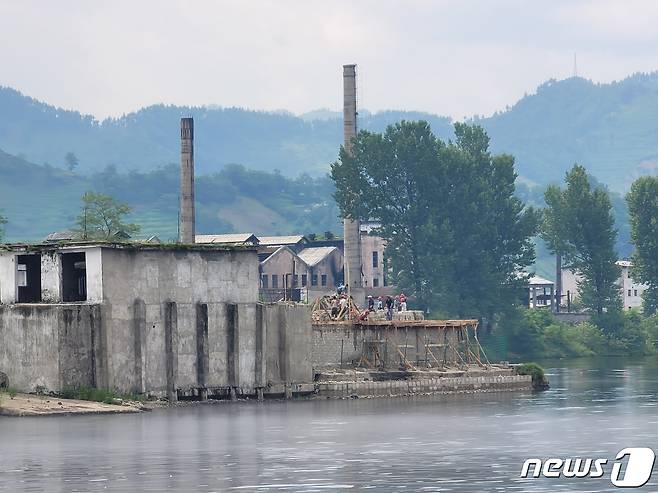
385;296;393;320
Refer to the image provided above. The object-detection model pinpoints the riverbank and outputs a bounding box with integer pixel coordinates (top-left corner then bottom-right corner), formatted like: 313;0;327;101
0;393;148;417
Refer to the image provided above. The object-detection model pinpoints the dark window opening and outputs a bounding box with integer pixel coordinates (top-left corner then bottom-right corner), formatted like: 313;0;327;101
62;252;87;302
372;251;378;268
293;275;299;287
301;274;307;287
311;274;318;286
261;274;268;289
17;254;42;303
271;275;278;288
373;277;379;287
321;274;327;287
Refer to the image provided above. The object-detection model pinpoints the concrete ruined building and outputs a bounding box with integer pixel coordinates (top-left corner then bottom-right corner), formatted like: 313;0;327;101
0;242;312;400
179;117;195;243
342;64;364;302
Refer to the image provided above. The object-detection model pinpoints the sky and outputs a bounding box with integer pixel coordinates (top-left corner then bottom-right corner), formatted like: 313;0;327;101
2;0;658;121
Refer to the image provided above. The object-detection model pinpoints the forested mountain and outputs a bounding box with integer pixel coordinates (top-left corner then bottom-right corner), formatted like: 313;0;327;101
0;149;340;242
2;71;657;190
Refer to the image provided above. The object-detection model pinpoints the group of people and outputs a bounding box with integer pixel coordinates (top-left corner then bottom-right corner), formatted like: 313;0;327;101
367;293;407;320
329;293;350;320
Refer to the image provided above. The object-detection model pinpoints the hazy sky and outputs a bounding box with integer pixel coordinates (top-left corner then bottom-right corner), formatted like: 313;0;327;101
2;0;658;120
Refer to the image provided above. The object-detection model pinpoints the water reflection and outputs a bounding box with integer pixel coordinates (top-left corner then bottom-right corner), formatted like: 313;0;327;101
1;357;657;492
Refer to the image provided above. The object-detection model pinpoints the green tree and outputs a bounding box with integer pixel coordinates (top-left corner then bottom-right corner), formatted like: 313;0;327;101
0;212;7;242
76;191;140;240
626;176;658;314
65;152;79;172
540;185;572;312
558;165;621;318
331;121;538;321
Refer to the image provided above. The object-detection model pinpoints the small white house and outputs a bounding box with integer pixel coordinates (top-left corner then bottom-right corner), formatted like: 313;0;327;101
562;260;648;311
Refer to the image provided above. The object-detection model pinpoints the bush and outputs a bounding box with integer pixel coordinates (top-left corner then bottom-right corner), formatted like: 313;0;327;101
516;362;549;389
483;306;657;360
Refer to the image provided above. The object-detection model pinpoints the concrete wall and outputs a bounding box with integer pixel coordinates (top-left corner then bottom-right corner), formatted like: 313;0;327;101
0;252;16;304
0;304;101;392
99;247;260;395
312;323;460;369
264;303;313;386
317;373;532;397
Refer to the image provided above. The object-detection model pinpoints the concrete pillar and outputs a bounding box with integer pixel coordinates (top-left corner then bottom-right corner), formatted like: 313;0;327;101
179;118;195;243
164;301;178;403
133;299;146;394
254;303;265;388
342;64;363;295
277;305;289;383
227;303;239;388
532;287;537;308
40;252;62;302
196;303;209;400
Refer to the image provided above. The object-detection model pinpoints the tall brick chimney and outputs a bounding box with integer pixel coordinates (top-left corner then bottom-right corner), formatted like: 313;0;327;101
179;117;195;243
342;64;363;293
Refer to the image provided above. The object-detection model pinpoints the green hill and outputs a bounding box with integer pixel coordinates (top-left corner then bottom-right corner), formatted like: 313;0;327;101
0;150;340;242
2;73;658;190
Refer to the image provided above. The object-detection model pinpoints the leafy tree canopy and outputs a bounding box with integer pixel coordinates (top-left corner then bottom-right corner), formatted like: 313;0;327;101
546;165;621;319
331;120;539;322
75;191;140;240
627;176;658;314
65;151;79;172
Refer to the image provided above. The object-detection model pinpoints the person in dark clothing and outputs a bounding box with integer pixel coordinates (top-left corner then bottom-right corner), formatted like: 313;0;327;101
385;296;394;320
367;295;374;311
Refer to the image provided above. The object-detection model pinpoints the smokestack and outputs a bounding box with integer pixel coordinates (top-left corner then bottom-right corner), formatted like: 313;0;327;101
342;64;363;291
179;117;195;243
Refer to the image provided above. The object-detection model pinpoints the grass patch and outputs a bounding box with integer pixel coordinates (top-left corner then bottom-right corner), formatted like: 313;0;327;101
58;386;146;404
0;386;18;398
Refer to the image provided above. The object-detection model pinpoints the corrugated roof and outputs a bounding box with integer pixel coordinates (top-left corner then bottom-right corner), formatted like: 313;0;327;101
297;246;339;266
257;235;306;246
195;233;259;245
43;230;76;242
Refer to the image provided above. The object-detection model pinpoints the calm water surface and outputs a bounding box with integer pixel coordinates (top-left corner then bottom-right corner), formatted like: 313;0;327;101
1;357;657;492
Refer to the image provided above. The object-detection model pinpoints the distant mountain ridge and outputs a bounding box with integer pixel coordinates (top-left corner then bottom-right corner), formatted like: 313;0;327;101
2;72;658;190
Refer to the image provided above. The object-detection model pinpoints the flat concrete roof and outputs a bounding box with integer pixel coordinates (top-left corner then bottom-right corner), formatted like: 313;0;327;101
0;241;257;253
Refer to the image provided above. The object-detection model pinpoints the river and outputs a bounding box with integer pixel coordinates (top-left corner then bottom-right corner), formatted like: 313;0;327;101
1;357;657;492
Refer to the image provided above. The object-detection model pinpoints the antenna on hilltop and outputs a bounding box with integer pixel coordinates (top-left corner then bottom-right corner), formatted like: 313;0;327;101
573;52;578;78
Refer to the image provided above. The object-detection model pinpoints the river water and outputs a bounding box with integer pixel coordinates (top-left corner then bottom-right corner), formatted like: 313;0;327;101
1;357;657;492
